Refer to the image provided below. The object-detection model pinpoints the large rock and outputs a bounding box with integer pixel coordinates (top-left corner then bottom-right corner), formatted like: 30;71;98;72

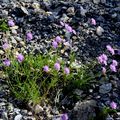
71;100;97;120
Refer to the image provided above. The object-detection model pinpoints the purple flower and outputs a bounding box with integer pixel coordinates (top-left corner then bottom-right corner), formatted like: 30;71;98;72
97;54;108;65
2;43;10;50
65;24;73;33
110;101;117;109
64;67;70;75
54;62;60;71
17;53;24;63
8;20;15;27
101;54;108;61
112;60;118;66
106;45;115;55
3;59;10;66
43;65;49;72
102;67;106;74
55;36;62;43
61;113;68;120
110;64;117;72
72;29;76;35
60;21;64;26
52;40;58;49
26;32;33;41
90;18;96;25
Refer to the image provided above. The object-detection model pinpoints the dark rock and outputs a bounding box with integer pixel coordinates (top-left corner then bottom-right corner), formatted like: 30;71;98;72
99;83;112;94
71;100;97;120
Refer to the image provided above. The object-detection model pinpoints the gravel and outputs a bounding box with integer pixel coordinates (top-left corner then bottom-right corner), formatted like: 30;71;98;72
0;0;120;120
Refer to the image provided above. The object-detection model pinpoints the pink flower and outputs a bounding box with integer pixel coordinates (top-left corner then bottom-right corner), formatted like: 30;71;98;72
97;54;108;65
106;45;115;55
110;64;117;72
2;43;10;50
52;40;58;49
26;32;33;41
112;60;118;66
110;101;117;109
3;59;10;66
17;53;24;63
55;36;62;43
90;18;96;25
64;67;70;75
61;113;68;120
54;62;60;71
43;65;49;72
72;29;77;35
101;54;108;61
8;20;15;27
65;24;73;33
102;67;106;74
60;21;64;26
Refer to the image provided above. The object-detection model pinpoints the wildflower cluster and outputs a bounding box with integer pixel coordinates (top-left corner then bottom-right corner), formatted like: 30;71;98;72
97;45;118;74
1;18;101;120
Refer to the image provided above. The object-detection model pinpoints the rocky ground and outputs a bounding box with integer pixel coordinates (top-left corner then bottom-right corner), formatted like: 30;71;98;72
0;0;120;120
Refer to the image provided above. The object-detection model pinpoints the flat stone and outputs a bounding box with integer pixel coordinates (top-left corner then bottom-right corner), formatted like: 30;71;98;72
20;6;29;15
71;100;97;120
14;114;22;120
93;0;100;4
99;83;112;94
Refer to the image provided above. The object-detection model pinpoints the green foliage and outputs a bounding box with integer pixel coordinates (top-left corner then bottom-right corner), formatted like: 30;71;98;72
0;19;9;31
93;107;117;120
3;51;96;105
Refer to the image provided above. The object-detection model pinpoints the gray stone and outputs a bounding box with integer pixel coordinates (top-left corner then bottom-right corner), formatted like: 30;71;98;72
14;36;22;41
34;104;43;114
8;103;14;112
67;7;75;16
93;0;100;4
74;89;83;96
10;36;17;44
60;14;69;22
14;108;20;114
99;83;112;94
96;26;104;36
80;0;90;2
0;102;5;106
21;110;28;115
11;29;17;34
20;6;29;15
80;6;87;16
14;114;22;120
2;112;8;120
101;0;106;4
71;100;97;120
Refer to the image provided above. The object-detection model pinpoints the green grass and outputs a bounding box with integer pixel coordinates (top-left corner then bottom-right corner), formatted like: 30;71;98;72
0;19;9;31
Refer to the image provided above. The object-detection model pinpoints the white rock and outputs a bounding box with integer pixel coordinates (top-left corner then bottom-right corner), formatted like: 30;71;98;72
11;29;17;34
0;50;4;55
14;114;22;120
21;6;29;15
80;6;87;16
96;26;104;36
10;26;19;30
2;112;8;120
34;104;43;114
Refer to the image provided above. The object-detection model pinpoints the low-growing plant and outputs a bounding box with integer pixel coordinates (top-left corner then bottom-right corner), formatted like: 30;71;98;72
0;19;9;31
2;50;97;105
1;20;99;107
